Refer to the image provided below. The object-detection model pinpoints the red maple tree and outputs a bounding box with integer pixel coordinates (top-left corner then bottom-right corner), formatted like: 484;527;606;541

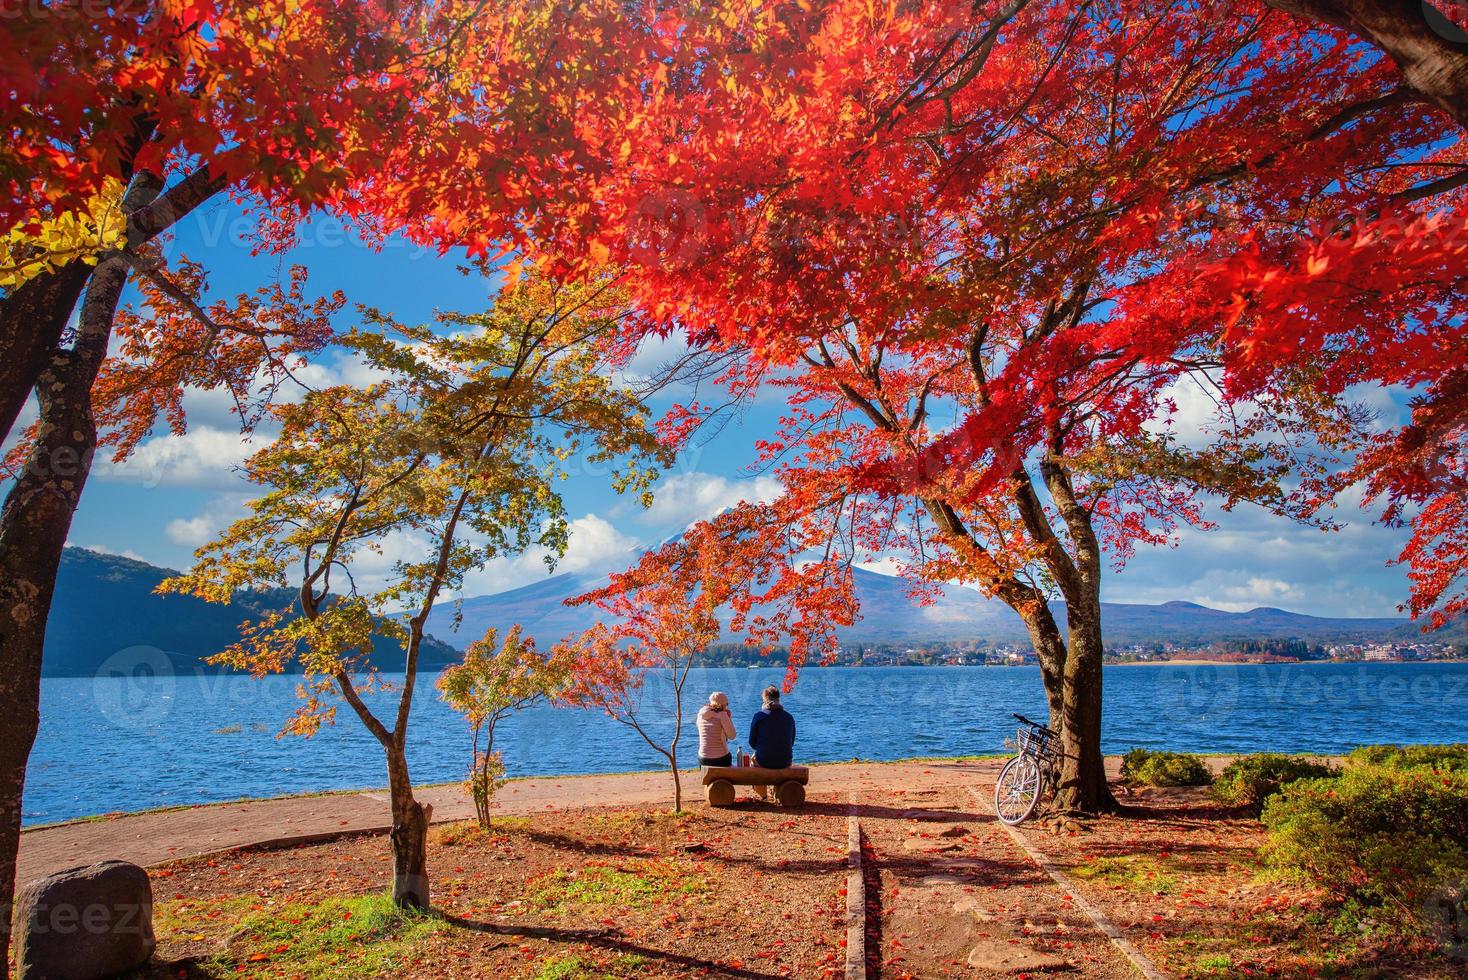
445;0;1460;813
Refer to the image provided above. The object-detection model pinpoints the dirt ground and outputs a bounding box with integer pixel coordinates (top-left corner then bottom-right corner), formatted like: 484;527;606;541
850;777;1140;979
131;762;1149;979
138;789;854;979
107;762;1468;979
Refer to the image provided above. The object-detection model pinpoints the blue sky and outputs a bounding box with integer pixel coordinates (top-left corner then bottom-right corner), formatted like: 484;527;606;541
17;196;1418;619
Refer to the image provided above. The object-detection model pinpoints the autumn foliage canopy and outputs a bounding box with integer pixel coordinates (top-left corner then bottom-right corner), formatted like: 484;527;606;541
364;0;1468;634
2;0;1465;852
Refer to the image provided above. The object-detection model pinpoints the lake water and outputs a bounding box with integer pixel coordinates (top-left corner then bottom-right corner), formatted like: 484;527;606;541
24;661;1468;826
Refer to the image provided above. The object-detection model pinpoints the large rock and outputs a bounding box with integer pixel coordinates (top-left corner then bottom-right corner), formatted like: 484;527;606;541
14;860;156;980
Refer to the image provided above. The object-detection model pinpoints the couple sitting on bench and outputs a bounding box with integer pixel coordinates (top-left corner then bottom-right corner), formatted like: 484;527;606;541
697;685;795;800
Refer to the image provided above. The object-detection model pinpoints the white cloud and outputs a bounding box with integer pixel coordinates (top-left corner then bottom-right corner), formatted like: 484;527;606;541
1111;565;1396;616
1147;374;1220;446
86;344;395;483
458;513;640;597
91;337;435;493
292;350;392;391
1212;576;1303;609
557;514;641;572
96;426;270;490
617;332;694;387
164;515;218;548
1146;374;1409;452
165;494;255;548
331;526;440;598
1349;382;1407;434
640;471;782;528
1106;492;1411;617
857;555;906;578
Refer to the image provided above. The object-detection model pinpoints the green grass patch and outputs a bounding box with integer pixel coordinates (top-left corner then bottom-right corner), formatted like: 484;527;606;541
528;859;709;914
1184;952;1236;978
1173;929;1434;979
204;892;446;979
533;953;650;979
1071;854;1180;894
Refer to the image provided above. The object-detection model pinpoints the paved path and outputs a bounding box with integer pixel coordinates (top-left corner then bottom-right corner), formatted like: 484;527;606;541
19;759;1034;887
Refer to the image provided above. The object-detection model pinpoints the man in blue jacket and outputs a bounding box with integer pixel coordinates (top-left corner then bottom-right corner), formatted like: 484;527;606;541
747;685;796;798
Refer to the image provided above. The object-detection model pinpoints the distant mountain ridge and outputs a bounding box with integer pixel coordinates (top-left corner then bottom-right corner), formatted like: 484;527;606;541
424;564;1418;651
46;548;1430;677
43;548;460;677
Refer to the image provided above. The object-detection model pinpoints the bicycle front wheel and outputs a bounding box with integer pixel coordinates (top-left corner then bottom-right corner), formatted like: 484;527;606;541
994;755;1042;825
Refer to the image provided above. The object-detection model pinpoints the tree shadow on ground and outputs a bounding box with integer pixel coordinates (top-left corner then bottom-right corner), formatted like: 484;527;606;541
866;843;1051;890
795;800;980;823
519;826;663;859
1114;798;1243;822
437;914;789;979
520;821;851;876
134;959;217;979
859;827;884;980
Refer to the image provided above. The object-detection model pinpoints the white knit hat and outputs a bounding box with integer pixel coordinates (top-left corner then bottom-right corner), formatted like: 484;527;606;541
708;691;729;709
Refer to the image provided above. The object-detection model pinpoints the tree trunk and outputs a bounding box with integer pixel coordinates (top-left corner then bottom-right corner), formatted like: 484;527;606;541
1039;443;1118;817
0;246;132;978
475;750;492;830
386;745;430;911
1266;0;1468;130
0;408;84;980
473;725;490;830
1017;610;1068;733
671;755;683;813
0;264;92;448
1052;606;1118;815
0;557;49;980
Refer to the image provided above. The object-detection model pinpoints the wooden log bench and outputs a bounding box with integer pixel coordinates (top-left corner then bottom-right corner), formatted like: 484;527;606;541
702;765;809;807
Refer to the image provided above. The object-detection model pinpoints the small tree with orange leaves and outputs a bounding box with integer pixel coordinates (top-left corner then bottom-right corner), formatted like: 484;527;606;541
555;510;852;811
556;530;735;813
437;626;569;829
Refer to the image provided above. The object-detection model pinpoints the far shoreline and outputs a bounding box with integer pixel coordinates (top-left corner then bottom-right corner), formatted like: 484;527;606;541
1107;657;1468;667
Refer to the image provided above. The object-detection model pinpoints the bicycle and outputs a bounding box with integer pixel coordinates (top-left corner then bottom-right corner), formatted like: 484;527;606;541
993;713;1061;825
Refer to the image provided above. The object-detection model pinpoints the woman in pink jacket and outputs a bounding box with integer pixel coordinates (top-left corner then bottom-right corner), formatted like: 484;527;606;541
697;691;736;767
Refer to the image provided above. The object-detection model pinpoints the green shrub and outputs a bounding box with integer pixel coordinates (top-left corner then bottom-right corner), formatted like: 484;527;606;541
1120;748;1213;787
1210;754;1337;813
1347;743;1468;774
1261;765;1468;929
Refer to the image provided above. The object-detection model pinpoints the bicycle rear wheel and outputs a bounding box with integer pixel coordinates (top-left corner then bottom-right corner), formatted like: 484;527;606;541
994;755;1042;825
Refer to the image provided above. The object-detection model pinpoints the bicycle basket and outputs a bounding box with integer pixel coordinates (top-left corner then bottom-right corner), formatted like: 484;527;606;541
1018;726;1052;757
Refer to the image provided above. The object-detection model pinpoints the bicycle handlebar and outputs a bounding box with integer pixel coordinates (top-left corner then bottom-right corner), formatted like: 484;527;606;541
1012;712;1055;734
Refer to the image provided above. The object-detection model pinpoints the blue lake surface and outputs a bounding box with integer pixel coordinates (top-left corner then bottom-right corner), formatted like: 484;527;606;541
24;661;1468;825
